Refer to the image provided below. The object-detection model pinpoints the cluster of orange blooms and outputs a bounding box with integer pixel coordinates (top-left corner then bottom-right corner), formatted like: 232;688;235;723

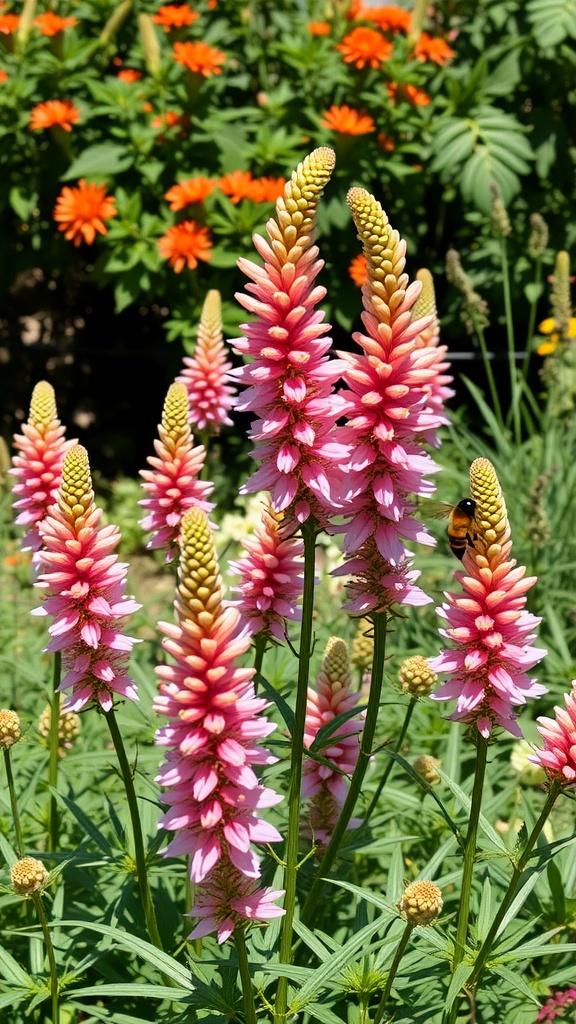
0;10;77;36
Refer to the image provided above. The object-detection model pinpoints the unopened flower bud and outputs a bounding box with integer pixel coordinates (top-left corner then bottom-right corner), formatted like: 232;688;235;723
0;709;21;748
445;248;490;335
11;857;49;894
412;755;440;785
138;14;161;76
399;656;437;696
489;181;511;238
511;739;546;786
351;618;373;673
550;250;572;341
100;0;132;46
398;880;443;926
38;697;80;757
527;213;549;261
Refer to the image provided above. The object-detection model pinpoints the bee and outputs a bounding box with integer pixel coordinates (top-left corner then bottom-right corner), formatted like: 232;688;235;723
420;498;478;560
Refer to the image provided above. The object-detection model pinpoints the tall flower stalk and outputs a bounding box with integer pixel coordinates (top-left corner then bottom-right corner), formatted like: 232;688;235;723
429;458;546;987
177;289;236;443
154;507;285;944
139;381;214;561
34;445;162;948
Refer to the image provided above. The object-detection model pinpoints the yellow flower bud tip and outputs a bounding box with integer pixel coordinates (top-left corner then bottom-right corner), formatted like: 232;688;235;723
398;655;437;696
11;857;49;895
322;637;351;679
398;880;443;926
0;709;21;748
201;289;222;327
346;188;407;303
59;445;94;521
414;269;436;319
29;381;57;427
469;457;509;555
412;755;441;785
279;147;335;239
38;698;80;756
351;618;374;671
178;508;222;616
162;382;191;442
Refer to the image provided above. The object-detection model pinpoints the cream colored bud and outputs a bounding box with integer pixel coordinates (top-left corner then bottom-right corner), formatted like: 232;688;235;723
11;857;49;894
38;697;80;757
399;656;437;696
138;14;161;77
412;755;440;785
0;709;21;748
510;739;546;786
398;880;443;926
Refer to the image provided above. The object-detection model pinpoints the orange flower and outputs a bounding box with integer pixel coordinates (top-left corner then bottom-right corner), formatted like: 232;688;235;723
348;253;368;287
172;40;225;76
308;21;331;35
29;100;80;133
363;5;411;32
35;12;77;36
336;27;392;68
321;104;375;134
0;13;18;33
387;81;431;106
0;69;8;83
53;180;117;246
248;176;287;202
346;0;363;18
164;177;215;210
158;221;213;272
151;109;184;128
117;68;143;82
151;4;199;30
377;131;395;151
218;169;256;203
414;32;455;65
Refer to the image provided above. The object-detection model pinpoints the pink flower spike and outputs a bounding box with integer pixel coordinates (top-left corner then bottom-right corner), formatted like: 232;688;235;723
231;147;351;530
228;506;304;640
154;508;284;941
336;189;444;613
10;381;76;555
529;688;576;787
35;445;141;713
413;269;455;447
301;637;364;847
139;381;215;561
430;457;547;737
177;289;236;435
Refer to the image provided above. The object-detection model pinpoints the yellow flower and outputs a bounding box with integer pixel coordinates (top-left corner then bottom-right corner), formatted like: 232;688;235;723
537;317;576;356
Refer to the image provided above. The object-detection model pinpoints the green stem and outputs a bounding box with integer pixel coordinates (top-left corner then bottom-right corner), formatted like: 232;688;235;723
501;238;521;444
364;696;417;824
32;892;59;1024
253;633;267;679
522;257;542;381
48;652;61;855
235;928;258;1024
452;734;489;970
105;708;163;950
474;322;504;430
373;922;414;1024
274;518;317;1024
467;783;560;991
300;612;387;927
4;747;25;856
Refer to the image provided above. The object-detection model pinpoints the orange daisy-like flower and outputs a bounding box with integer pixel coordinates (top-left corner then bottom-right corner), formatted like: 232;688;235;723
0;13;18;33
377;131;395;151
152;4;199;30
363;5;411;32
117;68;143;82
308;21;331;35
35;12;77;36
172;40;225;76
387;81;431;106
414;32;455;65
53;180;117;247
248;176;287;202
346;0;363;18
336;26;392;69
321;104;375;135
218;169;256;204
158;221;213;272
151;109;186;129
0;69;8;83
348;253;369;287
29;100;80;133
164;177;215;210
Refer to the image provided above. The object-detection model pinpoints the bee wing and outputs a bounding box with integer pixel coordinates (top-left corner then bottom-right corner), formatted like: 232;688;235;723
418;499;454;521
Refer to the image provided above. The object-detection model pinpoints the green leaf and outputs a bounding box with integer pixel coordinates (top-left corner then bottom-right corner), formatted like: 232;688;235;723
435;766;509;854
255;672;294;733
56;921;195;987
61;143;133;181
492;964;540;1003
445;963;474;1009
524;282;545;304
0;943;33;986
9;186;38;221
477;876;494;942
293;916;393;1008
